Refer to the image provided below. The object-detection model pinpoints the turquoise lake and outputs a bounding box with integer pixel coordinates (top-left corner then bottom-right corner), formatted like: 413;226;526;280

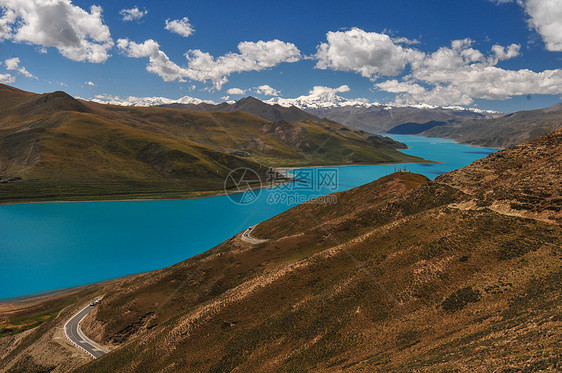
0;135;499;300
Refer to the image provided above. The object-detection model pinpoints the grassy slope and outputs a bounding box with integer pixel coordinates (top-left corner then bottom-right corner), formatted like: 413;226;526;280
27;130;555;372
0;85;422;203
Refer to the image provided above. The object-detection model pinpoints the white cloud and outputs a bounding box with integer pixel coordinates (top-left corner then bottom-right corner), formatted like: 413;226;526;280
85;81;95;87
118;38;301;89
315;27;562;106
0;0;113;63
374;39;562;105
254;84;280;96
119;7;147;22
309;85;350;95
491;43;521;60
375;80;474;106
185;40;301;89
403;40;562;104
523;0;562;51
226;87;245;95
117;38;191;82
4;57;35;78
165;17;194;38
375;80;426;96
391;36;420;45
315;28;424;78
0;73;15;84
493;0;562;51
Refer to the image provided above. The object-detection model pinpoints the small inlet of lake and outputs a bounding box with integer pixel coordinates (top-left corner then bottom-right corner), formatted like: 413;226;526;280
0;135;498;300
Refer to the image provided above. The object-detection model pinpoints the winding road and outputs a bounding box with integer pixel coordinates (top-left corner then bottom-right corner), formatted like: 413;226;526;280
240;225;267;244
64;300;106;359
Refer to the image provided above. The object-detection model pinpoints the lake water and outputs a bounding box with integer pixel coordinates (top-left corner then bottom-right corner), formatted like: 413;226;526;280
0;135;498;300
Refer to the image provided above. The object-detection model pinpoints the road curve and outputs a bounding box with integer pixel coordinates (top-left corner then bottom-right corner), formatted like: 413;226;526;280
64;301;106;359
240;225;267;244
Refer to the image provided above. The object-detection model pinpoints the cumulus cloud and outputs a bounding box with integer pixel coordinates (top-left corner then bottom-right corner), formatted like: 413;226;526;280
4;57;35;78
117;38;190;82
315;28;424;78
493;0;562;51
375;80;426;96
119;7;147;22
491;43;521;60
405;39;562;103
309;85;350;95
523;0;562;51
165;17;194;38
184;40;301;89
254;84;280;96
0;0;113;63
85;80;95;87
0;72;15;84
316;27;561;106
118;38;301;89
226;87;245;95
374;39;562;106
391;36;420;45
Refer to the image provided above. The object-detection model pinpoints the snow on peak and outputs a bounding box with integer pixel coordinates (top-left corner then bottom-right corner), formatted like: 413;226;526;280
83;88;498;115
265;85;380;109
266;89;498;115
89;94;216;107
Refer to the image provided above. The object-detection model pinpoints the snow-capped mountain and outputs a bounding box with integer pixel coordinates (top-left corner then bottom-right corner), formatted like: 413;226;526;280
82;89;500;134
89;94;216;107
266;90;376;110
85;87;497;116
265;87;497;115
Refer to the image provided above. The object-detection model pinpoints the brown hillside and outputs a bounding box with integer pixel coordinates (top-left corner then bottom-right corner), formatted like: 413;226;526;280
44;129;559;372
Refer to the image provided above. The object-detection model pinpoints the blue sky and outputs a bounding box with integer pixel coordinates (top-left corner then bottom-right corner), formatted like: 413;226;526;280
0;0;561;112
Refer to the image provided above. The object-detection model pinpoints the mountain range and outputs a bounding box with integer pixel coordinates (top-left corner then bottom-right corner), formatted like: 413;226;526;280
94;90;561;149
0;84;421;203
1;126;559;372
160;95;562;149
98;89;498;133
160;96;321;123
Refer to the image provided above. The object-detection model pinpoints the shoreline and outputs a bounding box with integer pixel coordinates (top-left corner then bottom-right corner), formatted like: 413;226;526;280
0;160;433;207
0;272;143;306
407;133;504;150
0;138;496;302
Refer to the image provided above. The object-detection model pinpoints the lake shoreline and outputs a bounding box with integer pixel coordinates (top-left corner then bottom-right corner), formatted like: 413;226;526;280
0;135;499;300
0;272;144;306
410;133;505;150
0;160;434;207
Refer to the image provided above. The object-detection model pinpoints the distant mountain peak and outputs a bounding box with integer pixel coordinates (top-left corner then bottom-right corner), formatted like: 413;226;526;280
89;94;216;107
265;91;499;115
238;96;260;102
